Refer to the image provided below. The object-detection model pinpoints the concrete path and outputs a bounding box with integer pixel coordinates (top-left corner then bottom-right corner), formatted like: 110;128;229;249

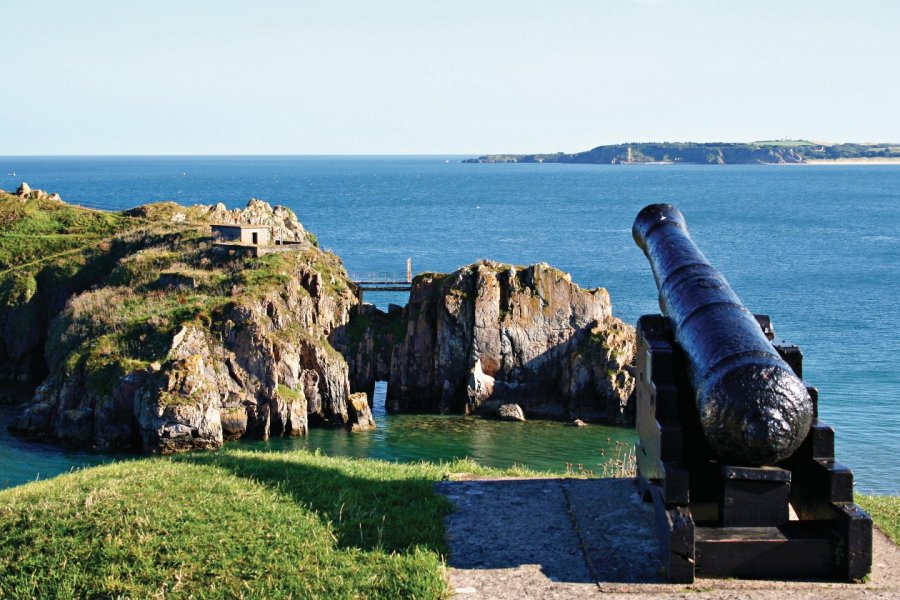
436;477;900;599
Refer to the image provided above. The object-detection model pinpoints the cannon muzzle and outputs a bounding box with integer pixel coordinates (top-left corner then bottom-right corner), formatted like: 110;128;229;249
633;204;813;465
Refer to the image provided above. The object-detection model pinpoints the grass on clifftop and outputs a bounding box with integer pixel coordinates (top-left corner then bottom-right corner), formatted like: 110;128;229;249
0;449;529;599
0;192;124;271
857;494;900;545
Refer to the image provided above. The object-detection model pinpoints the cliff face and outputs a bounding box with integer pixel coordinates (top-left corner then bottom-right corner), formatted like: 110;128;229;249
330;302;404;401
339;261;636;423
10;197;362;453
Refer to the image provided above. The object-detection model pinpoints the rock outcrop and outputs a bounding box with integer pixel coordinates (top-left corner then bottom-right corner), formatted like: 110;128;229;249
12;252;356;452
124;198;311;244
348;392;376;432
205;198;310;243
497;403;526;422
14;182;63;202
10;198;357;453
5;190;638;455
339;261;636;424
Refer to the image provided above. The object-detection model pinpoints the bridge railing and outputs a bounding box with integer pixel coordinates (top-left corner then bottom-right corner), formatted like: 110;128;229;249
350;272;411;284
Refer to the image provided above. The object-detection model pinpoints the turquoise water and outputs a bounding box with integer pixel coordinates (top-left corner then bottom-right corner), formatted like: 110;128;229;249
0;404;126;490
236;383;634;475
1;157;898;493
0;384;634;489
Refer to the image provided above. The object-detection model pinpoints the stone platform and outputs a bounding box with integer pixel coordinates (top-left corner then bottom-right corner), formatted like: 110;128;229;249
437;477;900;599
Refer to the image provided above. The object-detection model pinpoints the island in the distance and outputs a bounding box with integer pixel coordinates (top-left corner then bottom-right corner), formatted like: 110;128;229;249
464;140;900;165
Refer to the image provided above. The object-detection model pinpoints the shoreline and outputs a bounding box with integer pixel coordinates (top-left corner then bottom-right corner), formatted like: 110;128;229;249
799;158;900;165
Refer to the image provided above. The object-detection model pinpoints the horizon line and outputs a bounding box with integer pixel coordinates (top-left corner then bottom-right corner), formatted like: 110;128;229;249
3;140;899;160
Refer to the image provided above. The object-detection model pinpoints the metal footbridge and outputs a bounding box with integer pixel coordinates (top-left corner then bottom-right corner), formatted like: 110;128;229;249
350;259;413;302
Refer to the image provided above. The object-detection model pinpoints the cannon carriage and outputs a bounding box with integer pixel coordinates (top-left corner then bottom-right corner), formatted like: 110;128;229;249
632;204;872;582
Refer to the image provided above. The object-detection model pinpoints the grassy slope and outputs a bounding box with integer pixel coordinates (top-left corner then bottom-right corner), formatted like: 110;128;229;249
0;192;123;271
50;244;349;400
0;449;532;599
0;192;125;309
0;449;896;598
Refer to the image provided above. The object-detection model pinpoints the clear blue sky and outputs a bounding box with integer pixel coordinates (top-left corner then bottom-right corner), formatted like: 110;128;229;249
3;0;898;155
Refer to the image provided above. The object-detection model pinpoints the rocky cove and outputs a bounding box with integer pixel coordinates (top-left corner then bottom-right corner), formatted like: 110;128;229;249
334;262;635;423
2;187;636;454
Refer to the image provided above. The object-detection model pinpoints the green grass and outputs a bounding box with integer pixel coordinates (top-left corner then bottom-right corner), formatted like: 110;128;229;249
237;253;292;290
10;447;894;598
857;494;900;545
0;449;532;599
0;193;123;271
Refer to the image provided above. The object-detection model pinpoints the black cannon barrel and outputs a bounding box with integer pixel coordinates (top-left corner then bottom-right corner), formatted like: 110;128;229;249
633;204;813;466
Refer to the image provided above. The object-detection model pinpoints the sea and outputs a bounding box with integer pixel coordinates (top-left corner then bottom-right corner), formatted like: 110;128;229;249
0;156;897;494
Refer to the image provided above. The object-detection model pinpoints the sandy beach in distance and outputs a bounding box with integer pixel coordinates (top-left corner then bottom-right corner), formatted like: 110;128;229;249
802;157;900;165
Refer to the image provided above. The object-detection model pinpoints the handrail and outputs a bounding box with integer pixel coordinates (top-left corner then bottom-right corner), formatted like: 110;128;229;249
349;272;410;284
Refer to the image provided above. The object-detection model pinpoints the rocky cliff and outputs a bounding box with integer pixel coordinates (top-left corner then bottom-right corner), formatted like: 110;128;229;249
330;302;405;401
337;261;636;424
5;190;637;454
8;195;366;452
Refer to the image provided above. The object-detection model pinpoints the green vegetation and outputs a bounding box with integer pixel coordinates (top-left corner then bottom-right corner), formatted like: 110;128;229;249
276;383;304;402
0;193;122;266
384;312;408;340
0;449;531;599
302;248;349;294
237;253;292;290
29;208;351;400
344;314;373;345
0;186;355;396
0;192;127;305
576;326;610;358
857;494;900;545
0;192;146;379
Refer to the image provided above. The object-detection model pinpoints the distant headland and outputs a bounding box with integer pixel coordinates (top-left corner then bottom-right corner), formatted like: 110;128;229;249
464;140;900;165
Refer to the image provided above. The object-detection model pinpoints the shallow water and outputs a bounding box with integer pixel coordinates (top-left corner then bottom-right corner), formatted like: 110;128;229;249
0;384;635;489
0;404;127;490
236;383;635;475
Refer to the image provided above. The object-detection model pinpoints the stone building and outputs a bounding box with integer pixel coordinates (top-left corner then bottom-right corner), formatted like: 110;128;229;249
211;224;271;246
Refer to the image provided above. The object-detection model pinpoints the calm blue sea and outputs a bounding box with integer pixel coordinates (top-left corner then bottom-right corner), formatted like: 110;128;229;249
1;156;898;494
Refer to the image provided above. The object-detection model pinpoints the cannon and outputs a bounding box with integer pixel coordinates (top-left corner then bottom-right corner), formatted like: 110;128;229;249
632;204;871;583
632;204;813;466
